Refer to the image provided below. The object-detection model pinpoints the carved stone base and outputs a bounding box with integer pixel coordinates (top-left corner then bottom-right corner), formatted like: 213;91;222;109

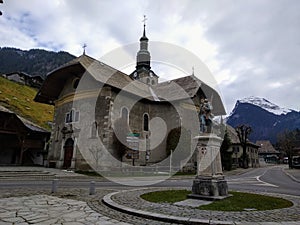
189;176;229;201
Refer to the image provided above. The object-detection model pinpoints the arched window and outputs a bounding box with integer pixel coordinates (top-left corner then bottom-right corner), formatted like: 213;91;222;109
91;121;98;138
121;107;129;125
143;114;149;131
121;107;128;119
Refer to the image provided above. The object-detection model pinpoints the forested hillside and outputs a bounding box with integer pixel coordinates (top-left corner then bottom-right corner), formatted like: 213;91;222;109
0;47;75;77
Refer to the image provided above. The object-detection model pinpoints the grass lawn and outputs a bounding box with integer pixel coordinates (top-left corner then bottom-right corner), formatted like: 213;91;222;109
141;190;293;211
0;77;54;130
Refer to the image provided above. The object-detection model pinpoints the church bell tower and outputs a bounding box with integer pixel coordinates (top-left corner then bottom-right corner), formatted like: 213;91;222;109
130;16;158;85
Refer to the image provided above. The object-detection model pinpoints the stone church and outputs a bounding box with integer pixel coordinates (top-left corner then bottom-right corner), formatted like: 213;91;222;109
34;25;225;171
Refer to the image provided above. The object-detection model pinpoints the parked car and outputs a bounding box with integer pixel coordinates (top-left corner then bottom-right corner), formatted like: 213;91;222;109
283;157;289;164
292;156;300;169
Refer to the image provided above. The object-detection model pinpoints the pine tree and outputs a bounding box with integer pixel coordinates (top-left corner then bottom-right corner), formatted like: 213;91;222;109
220;127;233;170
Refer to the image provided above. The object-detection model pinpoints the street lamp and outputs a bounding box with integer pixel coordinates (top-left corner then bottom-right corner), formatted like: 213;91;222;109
235;125;252;168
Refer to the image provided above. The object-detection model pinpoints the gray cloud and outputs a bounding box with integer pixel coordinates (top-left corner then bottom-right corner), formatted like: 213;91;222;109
0;0;299;114
201;0;300;111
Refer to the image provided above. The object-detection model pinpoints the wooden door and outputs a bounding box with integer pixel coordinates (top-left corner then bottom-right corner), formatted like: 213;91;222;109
63;138;74;168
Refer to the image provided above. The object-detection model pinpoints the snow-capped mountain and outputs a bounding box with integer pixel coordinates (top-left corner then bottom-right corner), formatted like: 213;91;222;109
238;96;292;115
227;96;300;143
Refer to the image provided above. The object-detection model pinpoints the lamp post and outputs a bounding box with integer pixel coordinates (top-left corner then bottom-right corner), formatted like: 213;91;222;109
235;125;252;169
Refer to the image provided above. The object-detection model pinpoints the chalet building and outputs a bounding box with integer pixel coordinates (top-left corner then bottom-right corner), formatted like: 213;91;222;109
256;140;280;163
226;125;260;168
34;26;225;171
5;72;44;89
0;106;50;165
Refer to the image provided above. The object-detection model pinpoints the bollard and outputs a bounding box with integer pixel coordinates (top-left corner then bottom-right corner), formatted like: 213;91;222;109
51;179;59;193
89;181;95;195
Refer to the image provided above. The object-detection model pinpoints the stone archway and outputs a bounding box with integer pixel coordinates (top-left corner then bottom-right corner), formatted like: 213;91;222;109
63;138;74;169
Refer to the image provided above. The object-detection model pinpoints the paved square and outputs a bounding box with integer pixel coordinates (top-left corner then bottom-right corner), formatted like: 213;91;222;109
0;195;130;225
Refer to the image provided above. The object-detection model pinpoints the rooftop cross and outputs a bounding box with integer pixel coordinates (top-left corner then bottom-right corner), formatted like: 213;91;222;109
82;43;87;55
142;15;147;27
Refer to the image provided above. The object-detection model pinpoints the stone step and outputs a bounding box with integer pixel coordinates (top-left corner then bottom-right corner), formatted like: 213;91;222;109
0;170;55;179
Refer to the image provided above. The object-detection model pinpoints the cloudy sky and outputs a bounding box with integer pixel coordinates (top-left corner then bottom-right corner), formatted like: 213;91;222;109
0;0;299;114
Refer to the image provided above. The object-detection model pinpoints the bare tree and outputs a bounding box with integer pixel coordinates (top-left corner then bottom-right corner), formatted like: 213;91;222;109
277;129;298;169
235;125;252;169
88;146;103;171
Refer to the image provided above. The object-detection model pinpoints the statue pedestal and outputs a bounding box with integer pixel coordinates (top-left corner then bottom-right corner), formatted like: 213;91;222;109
188;134;229;200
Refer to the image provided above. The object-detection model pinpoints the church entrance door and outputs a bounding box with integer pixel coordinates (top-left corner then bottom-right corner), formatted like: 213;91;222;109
63;138;74;169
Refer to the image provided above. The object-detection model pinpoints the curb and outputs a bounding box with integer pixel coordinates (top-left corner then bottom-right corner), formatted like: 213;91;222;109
102;189;300;225
102;190;234;225
0;175;93;181
282;168;300;183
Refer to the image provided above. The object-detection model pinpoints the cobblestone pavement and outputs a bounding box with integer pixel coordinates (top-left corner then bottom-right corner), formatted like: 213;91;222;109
0;194;131;225
107;187;300;224
0;188;175;225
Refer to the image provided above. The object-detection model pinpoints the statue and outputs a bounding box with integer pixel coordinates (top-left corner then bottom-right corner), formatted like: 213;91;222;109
199;97;213;133
190;98;229;200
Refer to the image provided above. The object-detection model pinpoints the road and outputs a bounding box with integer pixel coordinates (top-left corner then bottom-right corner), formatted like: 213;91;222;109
226;165;300;196
0;165;299;197
0;165;299;224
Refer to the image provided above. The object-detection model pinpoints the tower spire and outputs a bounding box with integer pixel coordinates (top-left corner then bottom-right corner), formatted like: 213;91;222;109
130;16;158;85
136;15;150;70
140;15;148;41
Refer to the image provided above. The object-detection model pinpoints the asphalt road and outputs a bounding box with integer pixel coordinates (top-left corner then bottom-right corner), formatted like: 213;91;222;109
227;165;300;196
0;165;299;197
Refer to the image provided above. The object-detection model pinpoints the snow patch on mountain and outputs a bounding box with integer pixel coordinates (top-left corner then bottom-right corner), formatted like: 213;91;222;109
239;96;292;115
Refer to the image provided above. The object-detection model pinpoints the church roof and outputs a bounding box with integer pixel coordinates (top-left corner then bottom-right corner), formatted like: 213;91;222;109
35;54;226;115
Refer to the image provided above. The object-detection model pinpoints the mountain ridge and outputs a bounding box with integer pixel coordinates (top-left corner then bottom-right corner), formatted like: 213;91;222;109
227;96;300;144
235;96;294;115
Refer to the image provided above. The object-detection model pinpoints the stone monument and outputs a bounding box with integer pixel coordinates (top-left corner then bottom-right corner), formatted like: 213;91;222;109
189;133;229;200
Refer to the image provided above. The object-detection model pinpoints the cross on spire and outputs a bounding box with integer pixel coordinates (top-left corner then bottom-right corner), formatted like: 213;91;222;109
82;43;87;55
141;15;148;38
142;15;147;27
